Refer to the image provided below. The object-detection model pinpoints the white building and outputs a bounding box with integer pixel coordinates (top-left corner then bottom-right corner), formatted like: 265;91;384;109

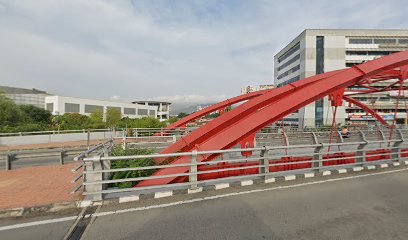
131;101;171;122
45;96;158;119
241;85;274;95
274;29;408;128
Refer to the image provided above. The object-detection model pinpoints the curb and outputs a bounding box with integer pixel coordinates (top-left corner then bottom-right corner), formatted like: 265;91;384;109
0;201;78;219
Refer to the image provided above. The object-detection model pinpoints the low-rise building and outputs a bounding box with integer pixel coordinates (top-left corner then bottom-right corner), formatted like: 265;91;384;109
241;85;274;95
45;96;158;119
131;101;171;122
0;85;51;108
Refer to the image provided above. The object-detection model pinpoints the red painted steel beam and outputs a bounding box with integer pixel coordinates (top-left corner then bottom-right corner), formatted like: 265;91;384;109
164;90;273;129
342;96;389;127
137;51;408;187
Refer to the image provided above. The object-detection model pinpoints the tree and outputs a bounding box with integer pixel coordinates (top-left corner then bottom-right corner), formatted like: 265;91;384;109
0;93;25;126
19;104;52;124
177;112;189;118
61;113;89;129
90;109;104;124
168;117;179;124
106;108;121;127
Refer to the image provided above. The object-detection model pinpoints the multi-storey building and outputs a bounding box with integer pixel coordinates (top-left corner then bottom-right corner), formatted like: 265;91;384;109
274;29;408;128
132;101;171;122
0;85;51;108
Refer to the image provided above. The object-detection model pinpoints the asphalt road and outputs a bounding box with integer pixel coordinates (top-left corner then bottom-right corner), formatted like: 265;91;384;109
82;168;408;240
1;168;407;240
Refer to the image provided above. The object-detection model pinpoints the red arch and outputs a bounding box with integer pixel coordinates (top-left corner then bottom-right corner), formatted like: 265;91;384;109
343;96;389;127
164;89;273;130
138;51;408;187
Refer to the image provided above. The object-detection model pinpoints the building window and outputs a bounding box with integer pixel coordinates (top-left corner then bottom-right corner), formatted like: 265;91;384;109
398;39;408;45
277;54;300;71
85;104;103;114
346;50;398;56
46;103;54;112
278;43;300;63
65;103;80;113
373;38;396;44
137;109;148;116
315;36;324;127
149;110;156;116
107;106;121;113
277;64;300;80
278;75;300;87
349;38;373;44
124;108;136;115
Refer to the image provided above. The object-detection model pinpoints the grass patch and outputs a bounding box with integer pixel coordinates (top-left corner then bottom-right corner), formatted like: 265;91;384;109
110;146;156;188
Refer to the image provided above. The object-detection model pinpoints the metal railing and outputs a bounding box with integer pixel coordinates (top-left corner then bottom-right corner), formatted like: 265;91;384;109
72;128;408;201
0;147;87;170
71;139;115;195
0;128;113;137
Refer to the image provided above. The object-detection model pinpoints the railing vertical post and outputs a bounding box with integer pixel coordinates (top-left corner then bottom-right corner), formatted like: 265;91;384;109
172;135;177;144
311;133;323;171
189;150;198;190
392;129;404;163
6;153;14;171
122;132;127;150
259;147;270;181
85;157;103;201
60;151;65;165
102;144;112;187
356;130;368;165
87;130;91;150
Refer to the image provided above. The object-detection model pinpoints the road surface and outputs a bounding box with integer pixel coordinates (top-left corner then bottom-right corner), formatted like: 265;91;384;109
1;167;407;240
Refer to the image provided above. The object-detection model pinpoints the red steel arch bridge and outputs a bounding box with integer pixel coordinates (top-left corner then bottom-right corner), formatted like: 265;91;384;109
136;51;408;187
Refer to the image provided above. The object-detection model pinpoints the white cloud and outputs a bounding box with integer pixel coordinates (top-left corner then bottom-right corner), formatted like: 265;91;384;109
0;0;407;102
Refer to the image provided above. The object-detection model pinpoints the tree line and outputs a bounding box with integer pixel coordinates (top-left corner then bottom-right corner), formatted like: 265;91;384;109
0;93;168;133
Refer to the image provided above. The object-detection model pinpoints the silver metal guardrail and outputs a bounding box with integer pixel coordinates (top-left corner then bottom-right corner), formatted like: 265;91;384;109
71;128;408;201
0;147;87;170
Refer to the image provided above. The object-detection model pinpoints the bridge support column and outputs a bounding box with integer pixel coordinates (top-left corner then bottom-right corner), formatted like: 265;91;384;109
259;147;270;181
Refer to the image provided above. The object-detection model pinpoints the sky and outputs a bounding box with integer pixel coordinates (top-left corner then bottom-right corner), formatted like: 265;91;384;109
0;0;407;107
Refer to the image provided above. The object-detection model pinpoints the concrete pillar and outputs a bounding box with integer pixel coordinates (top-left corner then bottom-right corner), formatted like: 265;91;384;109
189;150;198;190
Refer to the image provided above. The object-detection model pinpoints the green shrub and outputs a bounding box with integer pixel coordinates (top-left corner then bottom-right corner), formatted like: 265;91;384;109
110;147;156;188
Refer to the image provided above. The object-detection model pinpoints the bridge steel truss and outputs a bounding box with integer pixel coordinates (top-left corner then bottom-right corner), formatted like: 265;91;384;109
136;51;408;187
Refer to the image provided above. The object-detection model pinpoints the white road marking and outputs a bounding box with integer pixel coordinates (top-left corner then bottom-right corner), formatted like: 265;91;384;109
1;167;407;232
0;216;77;232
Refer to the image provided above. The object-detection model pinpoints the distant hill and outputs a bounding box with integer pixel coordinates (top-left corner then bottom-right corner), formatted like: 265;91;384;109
171;103;216;114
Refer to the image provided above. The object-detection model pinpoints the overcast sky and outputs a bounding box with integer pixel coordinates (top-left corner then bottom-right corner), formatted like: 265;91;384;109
0;0;407;105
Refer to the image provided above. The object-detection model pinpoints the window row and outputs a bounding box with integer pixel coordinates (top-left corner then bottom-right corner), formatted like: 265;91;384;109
346;50;398;56
277;54;300;71
277;43;300;63
276;75;300;88
277;64;300;80
47;103;156;116
349;38;408;45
